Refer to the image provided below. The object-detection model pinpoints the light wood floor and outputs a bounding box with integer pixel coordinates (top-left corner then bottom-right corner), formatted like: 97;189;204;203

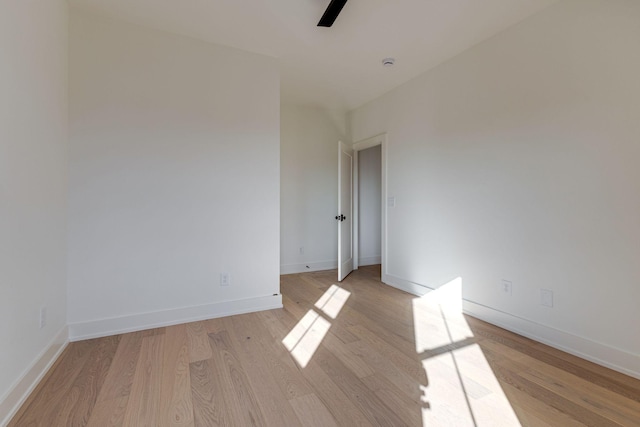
9;266;640;426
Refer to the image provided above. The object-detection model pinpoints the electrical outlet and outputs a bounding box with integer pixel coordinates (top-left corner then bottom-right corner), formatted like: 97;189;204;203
39;306;47;329
540;289;554;307
501;280;512;296
220;273;230;287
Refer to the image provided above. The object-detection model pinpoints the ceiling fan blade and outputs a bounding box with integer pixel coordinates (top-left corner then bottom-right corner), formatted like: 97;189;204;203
317;0;348;27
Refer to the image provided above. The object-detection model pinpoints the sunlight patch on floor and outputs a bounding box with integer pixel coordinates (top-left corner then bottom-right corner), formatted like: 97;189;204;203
315;284;351;319
454;344;521;426
413;277;473;354
414;277;522;426
284;284;351;368
420;352;475;425
283;309;331;368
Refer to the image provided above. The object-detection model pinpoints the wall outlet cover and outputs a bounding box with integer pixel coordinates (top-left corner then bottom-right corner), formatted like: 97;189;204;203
501;280;512;296
541;289;554;307
39;306;47;329
220;273;230;287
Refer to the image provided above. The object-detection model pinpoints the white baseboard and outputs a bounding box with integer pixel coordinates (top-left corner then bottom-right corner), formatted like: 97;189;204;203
0;326;69;427
382;273;639;380
68;294;283;341
463;300;640;380
382;273;433;296
281;260;337;275
358;256;381;266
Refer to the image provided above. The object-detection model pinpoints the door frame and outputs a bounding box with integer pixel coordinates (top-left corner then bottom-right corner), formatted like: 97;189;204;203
352;133;387;279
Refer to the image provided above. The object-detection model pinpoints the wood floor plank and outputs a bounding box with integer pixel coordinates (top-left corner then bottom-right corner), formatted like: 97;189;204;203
86;332;144;427
313;345;407;426
255;309;371;426
202;316;225;335
189;359;229;427
225;313;312;400
481;345;621;427
348;322;426;381
186;321;212;363
520;368;640;426
8;340;96;426
86;396;130;427
254;308;294;340
340;305;419;359
288;394;338;427
208;330;267;426
346;337;422;403
468;315;640;404
122;334;165;426
93;331;144;402
220;314;304;426
56;335;121;427
500;382;587;427
142;327;166;337
159;324;194;427
479;337;640;425
319;330;375;378
297;356;374;427
361;373;423;426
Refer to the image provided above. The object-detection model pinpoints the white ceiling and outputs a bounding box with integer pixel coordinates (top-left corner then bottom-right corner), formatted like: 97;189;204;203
69;0;558;112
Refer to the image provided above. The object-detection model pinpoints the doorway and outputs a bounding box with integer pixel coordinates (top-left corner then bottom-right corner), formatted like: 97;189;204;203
357;145;381;268
352;133;387;279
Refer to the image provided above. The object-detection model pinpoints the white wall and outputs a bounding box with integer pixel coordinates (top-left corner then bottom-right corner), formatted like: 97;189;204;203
280;105;348;274
358;146;381;266
68;11;281;339
0;0;69;421
350;0;640;377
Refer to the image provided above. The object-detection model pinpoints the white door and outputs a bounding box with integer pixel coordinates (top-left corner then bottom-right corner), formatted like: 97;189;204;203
338;141;354;281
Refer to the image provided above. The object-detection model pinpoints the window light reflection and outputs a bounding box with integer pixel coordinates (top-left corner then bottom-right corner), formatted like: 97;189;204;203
283;284;350;368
